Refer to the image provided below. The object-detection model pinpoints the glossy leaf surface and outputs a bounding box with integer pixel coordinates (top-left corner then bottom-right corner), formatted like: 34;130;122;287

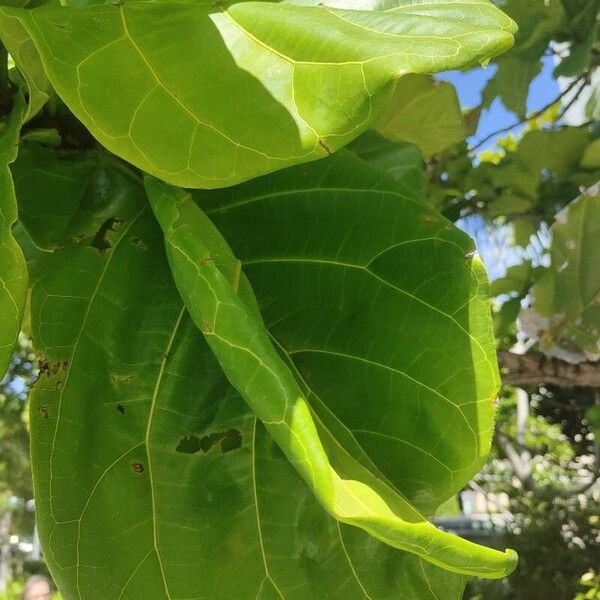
2;0;515;188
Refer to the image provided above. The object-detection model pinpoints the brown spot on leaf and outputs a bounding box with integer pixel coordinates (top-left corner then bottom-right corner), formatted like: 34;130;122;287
132;463;145;474
197;256;213;268
110;373;135;384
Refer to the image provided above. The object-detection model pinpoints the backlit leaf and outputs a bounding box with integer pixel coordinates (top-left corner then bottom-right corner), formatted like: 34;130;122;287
1;0;515;187
0;94;27;374
147;152;517;578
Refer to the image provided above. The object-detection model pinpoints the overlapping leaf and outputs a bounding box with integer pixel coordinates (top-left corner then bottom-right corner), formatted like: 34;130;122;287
0;0;515;188
348;130;424;197
147;151;516;578
28;153;474;600
0;94;27;374
374;74;467;156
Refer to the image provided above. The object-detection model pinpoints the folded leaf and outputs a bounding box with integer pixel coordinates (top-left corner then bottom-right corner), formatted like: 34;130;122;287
1;0;515;187
29;153;470;599
179;151;501;513
0;93;27;374
146;153;517;578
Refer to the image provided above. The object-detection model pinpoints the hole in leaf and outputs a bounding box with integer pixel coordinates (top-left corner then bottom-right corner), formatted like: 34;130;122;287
176;429;242;455
176;436;201;454
91;217;123;252
220;429;242;453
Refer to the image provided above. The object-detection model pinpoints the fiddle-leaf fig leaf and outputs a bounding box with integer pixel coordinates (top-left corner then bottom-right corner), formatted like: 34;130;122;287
0;93;27;374
146;152;517;579
0;0;515;188
0;9;51;120
30;153;479;600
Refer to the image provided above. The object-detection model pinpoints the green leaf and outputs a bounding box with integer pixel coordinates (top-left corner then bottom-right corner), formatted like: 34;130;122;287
586;405;600;442
11;142;117;250
517;127;591;179
0;93;27;375
29;154;472;600
490;262;534;297
147;152;517;578
481;0;565;116
528;191;600;362
1;0;515;188
348;130;424;197
482;56;542;118
0;10;50;120
581;139;600;170
498;0;565;59
374;74;467;156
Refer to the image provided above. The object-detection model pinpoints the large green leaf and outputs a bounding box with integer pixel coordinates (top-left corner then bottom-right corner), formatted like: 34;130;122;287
0;0;515;188
524;190;600;363
147;151;516;578
29;153;474;600
0;94;27;374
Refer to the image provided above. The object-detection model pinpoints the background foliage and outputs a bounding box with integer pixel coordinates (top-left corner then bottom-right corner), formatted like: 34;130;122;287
0;0;598;598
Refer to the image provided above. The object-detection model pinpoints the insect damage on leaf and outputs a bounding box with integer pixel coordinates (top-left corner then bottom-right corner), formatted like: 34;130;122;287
90;217;124;252
176;429;242;455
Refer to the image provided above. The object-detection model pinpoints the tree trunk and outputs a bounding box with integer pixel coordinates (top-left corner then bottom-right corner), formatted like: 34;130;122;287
498;350;600;387
0;511;12;593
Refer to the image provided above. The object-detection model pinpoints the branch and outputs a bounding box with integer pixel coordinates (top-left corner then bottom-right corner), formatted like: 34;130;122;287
496;429;537;493
469;74;589;152
498;350;600;388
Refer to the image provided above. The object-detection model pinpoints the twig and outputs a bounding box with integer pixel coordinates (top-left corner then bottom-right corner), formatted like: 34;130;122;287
469;74;590;152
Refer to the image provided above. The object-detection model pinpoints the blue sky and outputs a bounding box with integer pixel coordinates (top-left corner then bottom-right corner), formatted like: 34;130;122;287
437;57;560;279
439;55;560;150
